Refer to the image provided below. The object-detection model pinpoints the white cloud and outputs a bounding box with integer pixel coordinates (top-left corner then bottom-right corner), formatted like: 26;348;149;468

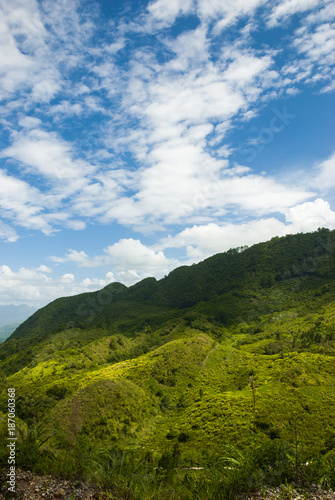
0;125;134;236
146;0;266;30
132;61;248;128
285;198;335;230
0;221;18;242
163;26;209;72
216;175;312;215
18;116;42;129
71;171;128;219
105;238;176;275
100;31;308;229
36;265;52;273
0;0;63;103
160;219;290;262
50;100;83;116
31;70;62;102
50;249;106;268
159;198;335;262
0;0;326;239
0;169;53;234
268;0;320;26
314;152;335;189
60;273;75;284
147;0;194;27
49;238;178;286
0;264;115;307
294;22;335;64
48;195;335;291
305;1;335;24
203;0;266;31
224;53;273;87
3;129;95;183
283;3;335;90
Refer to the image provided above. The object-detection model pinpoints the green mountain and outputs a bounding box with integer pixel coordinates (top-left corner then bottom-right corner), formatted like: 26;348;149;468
10;228;335;340
1;228;335;499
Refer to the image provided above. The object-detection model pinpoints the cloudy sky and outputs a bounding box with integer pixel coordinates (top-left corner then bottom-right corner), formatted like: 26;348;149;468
0;0;334;307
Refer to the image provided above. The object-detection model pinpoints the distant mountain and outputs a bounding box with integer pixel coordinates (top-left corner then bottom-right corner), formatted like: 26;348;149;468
0;304;37;328
0;322;21;342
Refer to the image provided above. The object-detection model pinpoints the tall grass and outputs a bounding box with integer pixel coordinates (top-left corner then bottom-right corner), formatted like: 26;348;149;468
13;426;335;500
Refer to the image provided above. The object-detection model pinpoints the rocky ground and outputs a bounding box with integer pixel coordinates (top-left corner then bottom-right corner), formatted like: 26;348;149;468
243;484;335;500
0;470;110;500
1;470;335;499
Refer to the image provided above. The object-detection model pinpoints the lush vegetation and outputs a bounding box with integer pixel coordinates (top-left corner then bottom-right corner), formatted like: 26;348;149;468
1;228;335;498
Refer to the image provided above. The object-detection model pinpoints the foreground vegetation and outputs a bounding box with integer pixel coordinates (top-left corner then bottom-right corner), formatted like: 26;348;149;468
1;229;335;498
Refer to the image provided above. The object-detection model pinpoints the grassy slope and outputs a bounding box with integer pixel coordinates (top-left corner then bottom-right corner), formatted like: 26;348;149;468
1;301;335;465
0;229;335;497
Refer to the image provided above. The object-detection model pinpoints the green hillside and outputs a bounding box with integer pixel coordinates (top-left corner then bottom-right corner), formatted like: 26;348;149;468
1;228;335;499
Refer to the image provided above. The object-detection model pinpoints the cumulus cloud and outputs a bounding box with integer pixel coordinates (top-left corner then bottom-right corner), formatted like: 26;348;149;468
0;264;115;307
50;249;106;268
159;198;335;262
285;198;335;230
36;265;52;273
105;238;176;277
50;238;178;286
0;129;103;234
160;219;290;262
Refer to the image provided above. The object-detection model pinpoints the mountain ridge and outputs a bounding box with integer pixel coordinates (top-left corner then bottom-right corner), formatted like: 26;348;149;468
8;227;335;343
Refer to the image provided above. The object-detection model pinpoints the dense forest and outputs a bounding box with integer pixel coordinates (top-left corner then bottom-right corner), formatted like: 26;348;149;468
1;228;335;499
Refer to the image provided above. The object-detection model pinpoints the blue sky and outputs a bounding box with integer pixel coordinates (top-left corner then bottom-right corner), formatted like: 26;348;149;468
0;0;334;307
